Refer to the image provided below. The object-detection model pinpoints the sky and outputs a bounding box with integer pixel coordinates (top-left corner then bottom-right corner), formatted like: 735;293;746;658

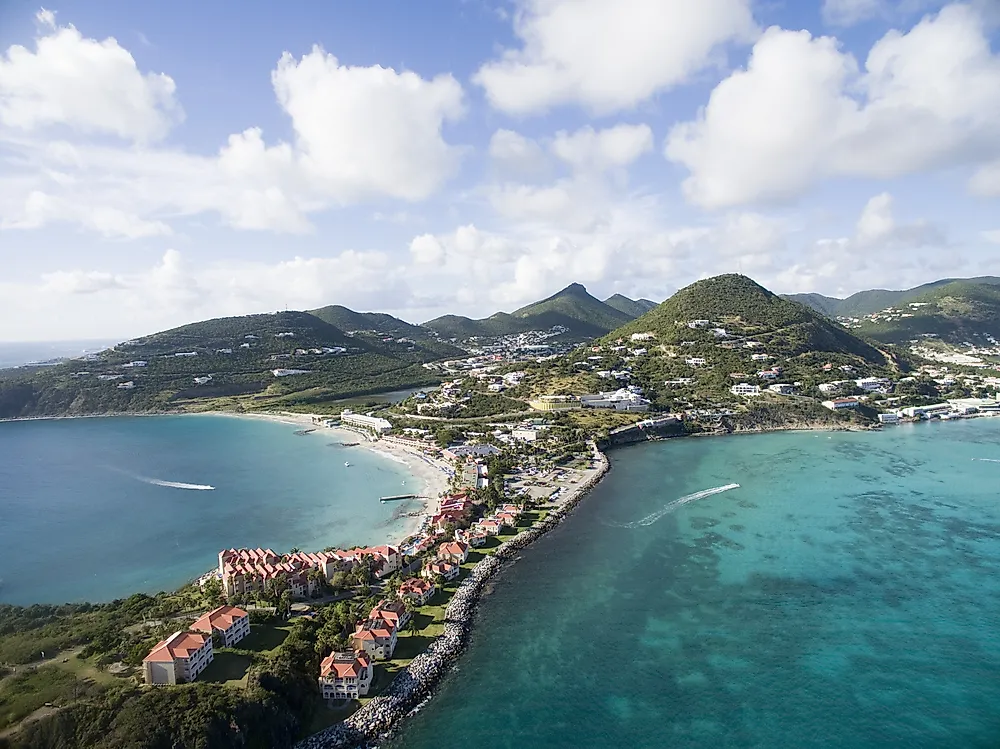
1;0;1000;341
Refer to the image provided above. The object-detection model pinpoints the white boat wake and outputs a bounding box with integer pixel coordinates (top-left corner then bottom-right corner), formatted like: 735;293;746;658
973;458;1000;463
607;483;740;528
141;477;215;491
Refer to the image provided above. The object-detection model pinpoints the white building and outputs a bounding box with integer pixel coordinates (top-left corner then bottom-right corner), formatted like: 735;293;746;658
319;651;373;700
750;353;771;362
272;369;310;377
191;605;250;647
143;631;213;685
878;413;900;424
731;383;761;397
768;384;795;395
687;320;711;328
630;333;656;341
117;381;135;389
579;389;650;412
823;398;860;410
711;328;728;338
686;357;707;367
856;377;891;392
339;410;393;434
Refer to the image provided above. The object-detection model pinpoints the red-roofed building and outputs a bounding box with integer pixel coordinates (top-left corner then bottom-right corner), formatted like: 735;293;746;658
422;560;459;582
191;605;250;647
355;545;402;578
468;531;488;548
476;519;502;536
370;599;411;631
352;620;397;660
143;631;213;685
495;512;518;528
437;541;469;565
319;650;373;700
399;577;435;605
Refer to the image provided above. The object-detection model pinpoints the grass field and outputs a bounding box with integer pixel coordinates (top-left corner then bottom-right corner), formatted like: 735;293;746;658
239;622;292;654
199;652;251;686
0;668;91;732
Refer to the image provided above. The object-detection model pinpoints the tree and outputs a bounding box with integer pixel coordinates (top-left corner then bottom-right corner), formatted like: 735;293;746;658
278;590;293;619
406;616;419;638
201;577;224;607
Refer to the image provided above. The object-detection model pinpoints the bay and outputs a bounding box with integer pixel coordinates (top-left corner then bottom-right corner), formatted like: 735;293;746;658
0;415;416;606
393;419;1000;748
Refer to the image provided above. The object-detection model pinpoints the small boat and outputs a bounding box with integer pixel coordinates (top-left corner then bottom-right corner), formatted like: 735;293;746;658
344;461;351;467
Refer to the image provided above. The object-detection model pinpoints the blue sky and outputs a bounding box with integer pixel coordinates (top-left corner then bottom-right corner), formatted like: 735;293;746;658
1;0;999;340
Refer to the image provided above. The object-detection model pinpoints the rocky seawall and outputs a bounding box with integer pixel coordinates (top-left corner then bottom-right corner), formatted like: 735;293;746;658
296;446;610;749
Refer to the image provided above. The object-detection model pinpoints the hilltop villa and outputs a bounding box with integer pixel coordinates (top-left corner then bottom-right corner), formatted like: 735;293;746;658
319;650;373;700
143;631;213;685
191;605;250;647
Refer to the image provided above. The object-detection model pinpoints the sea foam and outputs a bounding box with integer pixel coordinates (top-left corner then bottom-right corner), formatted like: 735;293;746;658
608;483;740;528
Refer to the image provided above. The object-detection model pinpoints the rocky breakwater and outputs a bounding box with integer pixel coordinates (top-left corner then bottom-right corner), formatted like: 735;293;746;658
297;444;610;749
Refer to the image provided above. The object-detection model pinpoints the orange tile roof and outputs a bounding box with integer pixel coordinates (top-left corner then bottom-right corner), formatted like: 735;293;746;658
191;605;248;634
320;650;371;679
438;541;469;556
143;631;210;663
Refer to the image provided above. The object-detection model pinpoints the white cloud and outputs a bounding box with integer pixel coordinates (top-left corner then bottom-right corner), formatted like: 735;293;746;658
969;158;1000;196
473;0;757;115
0;248;410;340
0;17;180;141
666;4;1000;208
771;193;950;294
271;47;466;202
822;0;886;26
488;129;548;176
0;26;468;237
551;124;654;173
981;229;1000;244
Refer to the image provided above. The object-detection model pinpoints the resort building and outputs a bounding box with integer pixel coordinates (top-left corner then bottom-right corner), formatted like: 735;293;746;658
468;532;488;547
399;577;435;605
528;395;580;412
143;631;213;685
823;398;861;410
437;541;470;565
856;377;891;392
319;650;373;700
217;547;343;599
476;519;502;536
190;605;250;647
878;413;901;424
768;384;795;395
443;444;502;461
340;410;393;434
352;620;398;660
579;389;651;412
370;600;411;631
422;560;460;582
730;383;761;397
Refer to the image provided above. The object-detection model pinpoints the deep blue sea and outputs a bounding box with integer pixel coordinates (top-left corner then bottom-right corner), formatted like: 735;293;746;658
393;419;1000;748
0;415;417;605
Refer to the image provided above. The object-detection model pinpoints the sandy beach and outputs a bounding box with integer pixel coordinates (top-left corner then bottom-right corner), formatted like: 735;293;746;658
205;410;453;544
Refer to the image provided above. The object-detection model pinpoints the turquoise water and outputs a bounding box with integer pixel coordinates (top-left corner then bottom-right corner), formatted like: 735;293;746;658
0;415;417;606
393;419;1000;748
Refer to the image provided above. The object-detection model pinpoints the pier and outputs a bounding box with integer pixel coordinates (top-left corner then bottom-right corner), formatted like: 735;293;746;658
379;494;424;503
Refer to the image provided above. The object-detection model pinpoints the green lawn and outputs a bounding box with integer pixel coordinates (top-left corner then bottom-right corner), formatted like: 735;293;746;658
238;622;292;654
0;668;89;731
199;652;251;686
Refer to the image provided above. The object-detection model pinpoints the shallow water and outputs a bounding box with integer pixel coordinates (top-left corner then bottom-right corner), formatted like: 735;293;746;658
391;419;1000;748
0;415;414;605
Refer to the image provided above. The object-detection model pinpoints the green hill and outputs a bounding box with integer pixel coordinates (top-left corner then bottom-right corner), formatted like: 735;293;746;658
609;274;886;360
308;305;464;358
0;310;446;419
424;283;633;341
603;294;657;318
785;276;1000;318
851;281;1000;346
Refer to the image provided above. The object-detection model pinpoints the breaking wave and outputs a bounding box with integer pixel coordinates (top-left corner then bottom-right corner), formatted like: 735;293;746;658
606;483;740;528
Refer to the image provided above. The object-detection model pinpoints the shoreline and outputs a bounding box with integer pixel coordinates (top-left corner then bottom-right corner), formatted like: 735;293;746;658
297;442;611;749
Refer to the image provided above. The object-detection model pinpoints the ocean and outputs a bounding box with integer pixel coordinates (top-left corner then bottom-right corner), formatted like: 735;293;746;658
0;415;418;606
0;340;116;369
392;419;1000;748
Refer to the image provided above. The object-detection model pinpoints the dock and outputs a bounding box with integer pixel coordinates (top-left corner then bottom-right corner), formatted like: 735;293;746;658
380;494;424;503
